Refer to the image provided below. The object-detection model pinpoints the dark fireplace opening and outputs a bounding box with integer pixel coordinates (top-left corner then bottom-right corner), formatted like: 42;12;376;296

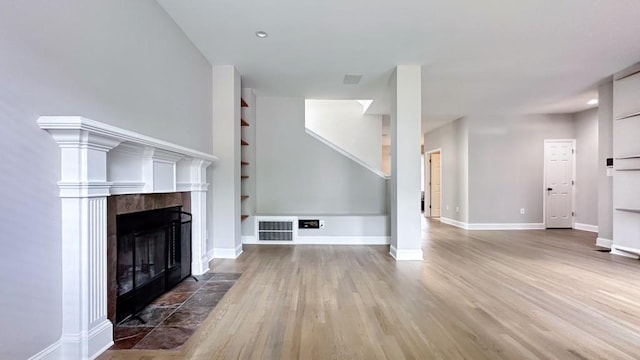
116;206;192;323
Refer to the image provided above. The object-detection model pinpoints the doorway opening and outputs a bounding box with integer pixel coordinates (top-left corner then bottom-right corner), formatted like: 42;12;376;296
424;149;442;218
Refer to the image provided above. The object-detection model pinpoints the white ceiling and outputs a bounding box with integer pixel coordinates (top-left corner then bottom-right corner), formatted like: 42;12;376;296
158;0;640;132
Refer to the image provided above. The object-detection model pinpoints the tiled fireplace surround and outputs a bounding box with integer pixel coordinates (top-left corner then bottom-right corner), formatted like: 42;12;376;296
38;117;217;360
106;192;192;325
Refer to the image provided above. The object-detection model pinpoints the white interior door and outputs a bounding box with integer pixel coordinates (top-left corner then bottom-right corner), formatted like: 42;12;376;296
430;152;441;217
544;140;574;228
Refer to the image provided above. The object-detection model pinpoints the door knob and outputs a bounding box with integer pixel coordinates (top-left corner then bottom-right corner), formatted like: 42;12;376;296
547;187;553;191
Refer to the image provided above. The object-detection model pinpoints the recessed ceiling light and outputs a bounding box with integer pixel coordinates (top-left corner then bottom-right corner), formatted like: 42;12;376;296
587;99;598;105
255;31;268;38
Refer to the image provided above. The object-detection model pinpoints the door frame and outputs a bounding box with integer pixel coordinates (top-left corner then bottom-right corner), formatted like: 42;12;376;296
424;148;442;218
542;139;576;229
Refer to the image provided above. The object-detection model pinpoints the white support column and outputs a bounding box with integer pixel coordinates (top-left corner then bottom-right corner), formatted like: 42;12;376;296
389;65;424;261
212;65;243;259
39;125;122;359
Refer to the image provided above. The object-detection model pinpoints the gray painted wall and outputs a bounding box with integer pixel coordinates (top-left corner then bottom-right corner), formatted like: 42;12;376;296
424;118;467;222
598;81;614;241
468;114;574;224
427;113;600;227
573;108;599;227
256;97;387;215
0;1;212;358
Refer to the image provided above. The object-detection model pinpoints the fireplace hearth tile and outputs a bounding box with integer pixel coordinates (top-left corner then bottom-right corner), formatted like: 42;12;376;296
173;278;207;292
152;291;194;306
181;291;226;308
112;327;154;350
161;306;212;329
200;280;235;292
194;272;214;281
133;326;195;350
109;272;241;351
118;305;178;327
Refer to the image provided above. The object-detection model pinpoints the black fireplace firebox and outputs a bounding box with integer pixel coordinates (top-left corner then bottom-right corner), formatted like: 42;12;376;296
116;206;192;323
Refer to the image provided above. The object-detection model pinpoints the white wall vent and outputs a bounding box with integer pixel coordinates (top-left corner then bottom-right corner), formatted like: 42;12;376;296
255;217;298;242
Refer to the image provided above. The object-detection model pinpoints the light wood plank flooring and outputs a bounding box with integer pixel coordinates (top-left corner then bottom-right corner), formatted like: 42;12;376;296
100;219;640;359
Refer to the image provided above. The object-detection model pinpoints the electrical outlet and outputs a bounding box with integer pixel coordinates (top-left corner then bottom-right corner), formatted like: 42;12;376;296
319;220;325;228
456;206;459;213
520;208;525;214
446;205;449;210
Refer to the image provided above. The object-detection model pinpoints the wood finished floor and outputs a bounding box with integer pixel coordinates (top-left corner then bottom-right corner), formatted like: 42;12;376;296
100;219;640;360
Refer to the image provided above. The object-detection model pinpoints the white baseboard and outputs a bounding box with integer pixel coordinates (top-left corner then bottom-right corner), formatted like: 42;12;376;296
389;245;424;260
440;217;544;230
575;223;599;233
55;320;113;360
595;237;613;249
611;244;640;259
29;339;62;360
440;217;468;229
467;223;545;230
243;235;390;245
213;243;243;259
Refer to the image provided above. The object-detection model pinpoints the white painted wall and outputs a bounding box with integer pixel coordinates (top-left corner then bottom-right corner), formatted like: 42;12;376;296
256;97;387;215
0;1;212;358
573;108;599;228
296;215;389;238
598;81;614;244
426;114;577;226
468;114;575;224
305;100;383;173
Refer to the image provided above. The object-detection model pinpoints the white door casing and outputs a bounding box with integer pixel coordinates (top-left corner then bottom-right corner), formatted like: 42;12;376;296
544;140;575;228
430;152;441;217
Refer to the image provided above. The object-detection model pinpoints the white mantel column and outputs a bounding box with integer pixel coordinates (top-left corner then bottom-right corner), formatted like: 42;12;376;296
39;125;122;359
389;65;424;260
177;159;212;274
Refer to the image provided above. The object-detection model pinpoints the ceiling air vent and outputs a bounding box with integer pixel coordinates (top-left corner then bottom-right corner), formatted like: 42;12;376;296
343;74;363;85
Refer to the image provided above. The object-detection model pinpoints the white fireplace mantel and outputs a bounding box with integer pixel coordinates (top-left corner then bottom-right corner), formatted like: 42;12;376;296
37;116;217;360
